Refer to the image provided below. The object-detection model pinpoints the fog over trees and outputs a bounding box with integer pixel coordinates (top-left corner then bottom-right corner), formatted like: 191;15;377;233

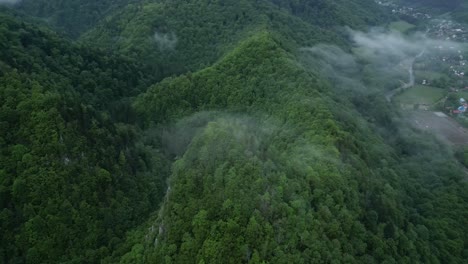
1;1;467;263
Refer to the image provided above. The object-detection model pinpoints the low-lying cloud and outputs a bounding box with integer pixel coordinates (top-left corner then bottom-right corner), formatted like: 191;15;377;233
154;31;178;51
300;44;368;93
300;28;463;94
350;28;460;62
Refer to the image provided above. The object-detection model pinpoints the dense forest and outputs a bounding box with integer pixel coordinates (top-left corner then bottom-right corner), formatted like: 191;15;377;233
1;0;467;263
15;0;137;38
0;10;170;263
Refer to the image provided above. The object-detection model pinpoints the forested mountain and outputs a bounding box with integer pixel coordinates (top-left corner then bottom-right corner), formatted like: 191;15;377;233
1;0;468;263
13;0;389;85
15;0;139;38
131;31;468;263
81;0;389;74
0;11;170;263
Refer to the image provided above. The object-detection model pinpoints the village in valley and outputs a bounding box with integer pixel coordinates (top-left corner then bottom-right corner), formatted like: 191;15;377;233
375;1;468;144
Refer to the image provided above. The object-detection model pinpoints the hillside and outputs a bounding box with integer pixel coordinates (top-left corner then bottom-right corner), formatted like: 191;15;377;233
1;1;467;263
15;0;139;38
129;31;468;263
0;12;170;263
12;0;391;79
80;0;389;76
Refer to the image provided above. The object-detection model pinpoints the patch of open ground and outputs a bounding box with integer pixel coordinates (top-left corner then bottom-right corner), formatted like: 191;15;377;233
407;110;468;145
395;85;445;105
389;20;416;33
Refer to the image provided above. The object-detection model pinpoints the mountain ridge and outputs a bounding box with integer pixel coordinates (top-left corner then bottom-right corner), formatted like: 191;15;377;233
0;1;467;263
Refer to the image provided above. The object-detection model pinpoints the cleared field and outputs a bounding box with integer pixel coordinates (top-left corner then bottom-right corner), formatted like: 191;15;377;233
389;20;416;33
407;111;468;145
395;85;445;104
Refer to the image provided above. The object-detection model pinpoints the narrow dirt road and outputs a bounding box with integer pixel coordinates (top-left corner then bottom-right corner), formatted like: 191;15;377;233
386;49;426;102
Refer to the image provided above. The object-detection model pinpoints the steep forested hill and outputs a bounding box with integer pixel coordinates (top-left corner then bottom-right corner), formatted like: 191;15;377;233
81;0;389;76
0;12;169;263
13;0;391;78
15;0;138;38
129;30;468;263
1;0;467;263
14;0;388;39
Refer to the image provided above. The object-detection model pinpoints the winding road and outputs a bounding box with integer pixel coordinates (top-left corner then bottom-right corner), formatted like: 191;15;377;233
385;48;426;102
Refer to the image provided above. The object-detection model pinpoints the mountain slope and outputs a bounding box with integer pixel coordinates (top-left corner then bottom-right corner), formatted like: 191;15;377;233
80;0;389;76
130;32;468;263
15;0;390;79
15;0;139;38
1;1;467;263
0;12;169;263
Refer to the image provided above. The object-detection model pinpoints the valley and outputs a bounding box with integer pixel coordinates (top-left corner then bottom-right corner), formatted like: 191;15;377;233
377;0;468;146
